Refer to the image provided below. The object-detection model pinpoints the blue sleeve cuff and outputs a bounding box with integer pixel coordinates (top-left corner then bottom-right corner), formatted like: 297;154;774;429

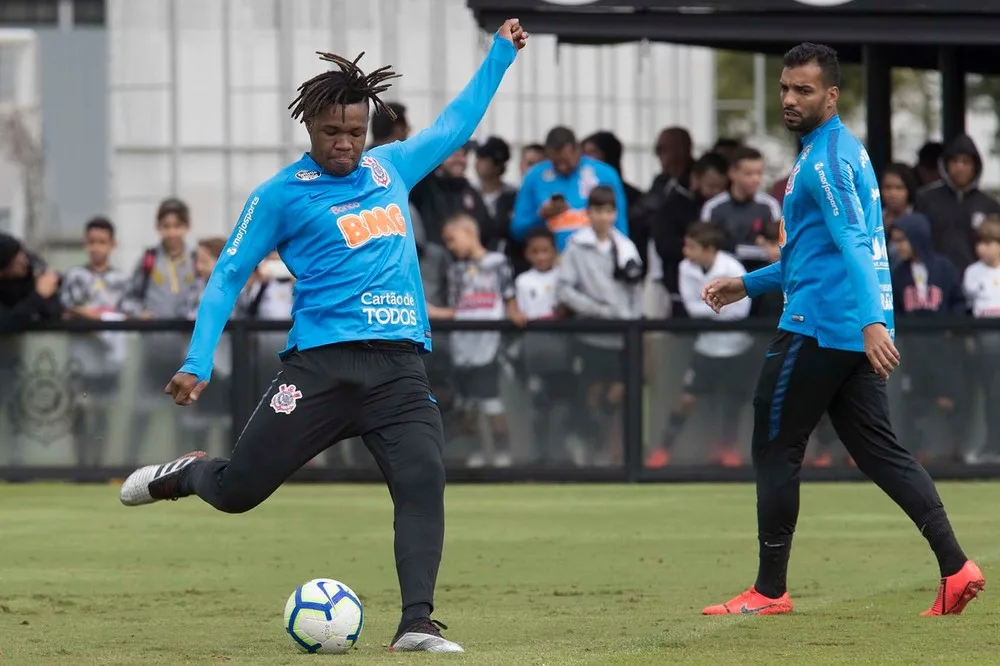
492;31;518;61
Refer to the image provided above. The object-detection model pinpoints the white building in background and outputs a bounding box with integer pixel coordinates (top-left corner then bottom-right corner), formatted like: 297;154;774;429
107;0;716;263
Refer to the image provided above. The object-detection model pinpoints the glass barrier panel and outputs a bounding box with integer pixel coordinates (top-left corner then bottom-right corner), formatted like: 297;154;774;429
641;327;998;469
245;326;628;472
0;330;233;468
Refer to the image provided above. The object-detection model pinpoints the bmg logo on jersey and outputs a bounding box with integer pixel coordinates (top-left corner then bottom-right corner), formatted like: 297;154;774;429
872;231;890;272
337;203;407;248
880;283;895;311
360;291;418;326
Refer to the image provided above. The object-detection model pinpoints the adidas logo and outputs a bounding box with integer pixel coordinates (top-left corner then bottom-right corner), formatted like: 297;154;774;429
153;455;200;480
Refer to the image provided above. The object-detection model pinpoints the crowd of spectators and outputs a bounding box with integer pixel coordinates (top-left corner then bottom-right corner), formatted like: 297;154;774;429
3;102;1000;468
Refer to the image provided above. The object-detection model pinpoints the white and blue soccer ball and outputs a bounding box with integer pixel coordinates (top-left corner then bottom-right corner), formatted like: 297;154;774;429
283;578;364;654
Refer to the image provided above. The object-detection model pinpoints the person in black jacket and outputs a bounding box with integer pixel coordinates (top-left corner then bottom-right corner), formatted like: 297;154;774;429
0;233;63;331
0;233;64;465
914;134;1000;274
474;136;522;272
410;142;495;249
890;212;966;462
649;152;729;317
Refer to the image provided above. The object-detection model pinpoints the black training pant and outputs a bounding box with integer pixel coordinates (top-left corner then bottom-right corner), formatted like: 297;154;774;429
753;331;944;548
182;341;446;612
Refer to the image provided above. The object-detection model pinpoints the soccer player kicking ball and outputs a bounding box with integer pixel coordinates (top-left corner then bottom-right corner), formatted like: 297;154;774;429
120;20;528;652
700;43;984;617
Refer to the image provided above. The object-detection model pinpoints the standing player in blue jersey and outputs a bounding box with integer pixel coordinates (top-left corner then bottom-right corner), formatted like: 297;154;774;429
700;43;984;617
119;20;528;652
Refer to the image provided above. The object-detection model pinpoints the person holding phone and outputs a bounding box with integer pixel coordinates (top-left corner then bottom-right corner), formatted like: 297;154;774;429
511;127;629;252
0;233;63;331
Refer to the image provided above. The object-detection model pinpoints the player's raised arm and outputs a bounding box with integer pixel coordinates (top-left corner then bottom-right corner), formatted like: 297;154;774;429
175;186;285;389
380;19;527;189
810;157;884;329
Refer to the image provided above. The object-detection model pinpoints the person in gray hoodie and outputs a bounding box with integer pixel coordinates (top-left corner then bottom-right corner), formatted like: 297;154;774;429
557;185;643;464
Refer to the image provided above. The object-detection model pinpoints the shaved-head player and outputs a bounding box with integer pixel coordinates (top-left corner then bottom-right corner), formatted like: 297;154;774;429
700;42;983;617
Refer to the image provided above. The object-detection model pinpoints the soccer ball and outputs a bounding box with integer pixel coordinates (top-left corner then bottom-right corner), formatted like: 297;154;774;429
283;578;364;654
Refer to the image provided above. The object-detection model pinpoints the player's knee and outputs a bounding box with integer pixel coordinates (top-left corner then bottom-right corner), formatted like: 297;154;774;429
213;482;266;514
213;493;259;514
393;449;445;501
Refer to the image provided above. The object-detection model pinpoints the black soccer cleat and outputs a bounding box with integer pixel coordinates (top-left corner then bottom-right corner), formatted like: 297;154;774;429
119;451;208;506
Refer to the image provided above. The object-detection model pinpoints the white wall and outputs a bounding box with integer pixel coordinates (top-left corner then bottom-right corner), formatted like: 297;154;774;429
107;0;716;265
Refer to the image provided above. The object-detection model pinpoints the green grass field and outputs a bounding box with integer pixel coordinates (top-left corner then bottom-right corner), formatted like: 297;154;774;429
1;482;998;665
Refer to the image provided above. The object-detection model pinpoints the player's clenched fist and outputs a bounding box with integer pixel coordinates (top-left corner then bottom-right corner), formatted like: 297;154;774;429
499;18;529;50
701;276;747;314
164;372;209;406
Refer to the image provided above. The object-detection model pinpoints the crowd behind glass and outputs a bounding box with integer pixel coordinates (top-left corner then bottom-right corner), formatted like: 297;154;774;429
2;106;999;470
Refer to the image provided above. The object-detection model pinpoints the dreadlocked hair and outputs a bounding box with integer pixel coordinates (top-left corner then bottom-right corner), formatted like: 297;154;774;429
288;51;400;123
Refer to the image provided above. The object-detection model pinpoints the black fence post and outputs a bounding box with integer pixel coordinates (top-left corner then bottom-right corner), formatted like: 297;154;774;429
228;322;254;452
624;321;644;482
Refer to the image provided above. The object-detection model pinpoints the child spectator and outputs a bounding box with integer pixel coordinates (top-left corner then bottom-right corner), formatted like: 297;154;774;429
439;213;525;468
120;198;196;319
60;217;130;466
962;218;1000;463
890;213;966;462
120;198;196;464
181;237;233;456
646;223;752;468
514;227;573;463
515;227;561;320
557;185;643;465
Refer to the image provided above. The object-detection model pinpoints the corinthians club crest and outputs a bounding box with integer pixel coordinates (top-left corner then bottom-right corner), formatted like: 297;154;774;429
270;383;302;415
6;350;82;442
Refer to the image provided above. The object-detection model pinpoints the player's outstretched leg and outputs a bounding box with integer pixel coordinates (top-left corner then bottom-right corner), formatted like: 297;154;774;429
827;362;985;616
703;334;836;616
121;358;358;512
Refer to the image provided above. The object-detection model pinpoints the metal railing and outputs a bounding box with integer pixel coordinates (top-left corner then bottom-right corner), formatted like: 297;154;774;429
2;316;999;483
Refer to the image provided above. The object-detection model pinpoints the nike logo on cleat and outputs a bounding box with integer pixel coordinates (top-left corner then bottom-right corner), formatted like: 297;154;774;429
740;603;776;614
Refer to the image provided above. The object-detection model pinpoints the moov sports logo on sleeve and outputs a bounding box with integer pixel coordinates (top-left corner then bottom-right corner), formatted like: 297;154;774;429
227;196;259;256
337;203;407;248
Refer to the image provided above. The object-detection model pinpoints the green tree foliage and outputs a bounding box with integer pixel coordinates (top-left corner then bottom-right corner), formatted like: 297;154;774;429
967;75;1000;150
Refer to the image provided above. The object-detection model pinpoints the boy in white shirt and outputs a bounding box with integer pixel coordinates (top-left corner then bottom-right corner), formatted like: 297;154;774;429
646;223;753;468
515;227;560;320
514;227;574;463
963;218;1000;462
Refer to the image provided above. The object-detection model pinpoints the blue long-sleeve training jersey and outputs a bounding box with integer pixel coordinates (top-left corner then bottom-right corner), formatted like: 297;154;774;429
510;155;629;251
742;115;894;352
178;33;518;381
